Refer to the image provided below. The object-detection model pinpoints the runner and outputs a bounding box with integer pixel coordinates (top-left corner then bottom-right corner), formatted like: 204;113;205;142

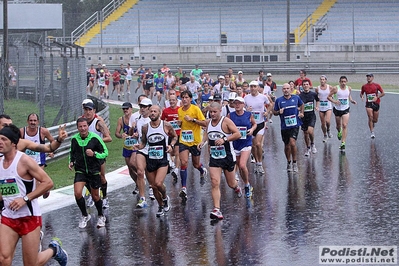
360;73;385;138
228;97;257;198
177;90;207;201
134;105;177;217
198;102;242;220
0;124;68;266
273;83;304;172
299;80;320;156
161;94;181;182
315;75;333;142
69;117;108;229
327;76;357;151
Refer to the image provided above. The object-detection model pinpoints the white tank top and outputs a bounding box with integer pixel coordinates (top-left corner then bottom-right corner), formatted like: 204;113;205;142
88;118;103;138
136;116;151;154
317;85;332;111
23;127;45;165
146;120;169;161
206;117;236;161
0;151;41;218
334;86;350;111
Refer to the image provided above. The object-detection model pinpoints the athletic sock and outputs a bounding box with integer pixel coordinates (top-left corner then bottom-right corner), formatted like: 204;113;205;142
76;197;88;216
180;167;187;187
101;182;108;198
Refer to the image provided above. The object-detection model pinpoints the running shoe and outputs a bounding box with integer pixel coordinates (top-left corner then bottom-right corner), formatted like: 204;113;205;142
340;142;346;150
79;214;91;229
171;168;179;183
269;119;273;124
250;154;255;163
179;187;188;201
244;185;253;198
39;230;44;252
97;216;106;228
257;164;265;174
136;197;147;208
304;148;311;157
371;132;375;139
163;196;171;212
210;208;223;220
200;167;208;179
149;187;155;200
311;144;317;154
328;131;333;138
132;185;139;195
323;135;328;143
102;197;109;209
287;162;292;172
49;237;68;266
234;186;243;198
292;162;298;173
86;195;94;208
156;206;165;217
337;129;342;140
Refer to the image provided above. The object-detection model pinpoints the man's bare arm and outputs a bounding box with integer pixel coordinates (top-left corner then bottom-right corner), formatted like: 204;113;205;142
97;120;112;143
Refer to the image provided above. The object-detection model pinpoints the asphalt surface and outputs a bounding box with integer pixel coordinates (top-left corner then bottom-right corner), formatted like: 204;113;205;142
11;82;399;265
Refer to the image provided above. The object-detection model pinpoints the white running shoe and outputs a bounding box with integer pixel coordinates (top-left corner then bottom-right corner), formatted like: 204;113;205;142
97;216;106;228
79;214;91;229
311;144;317;154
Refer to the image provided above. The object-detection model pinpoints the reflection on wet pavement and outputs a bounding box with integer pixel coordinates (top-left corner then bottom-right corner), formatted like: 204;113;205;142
12;92;399;265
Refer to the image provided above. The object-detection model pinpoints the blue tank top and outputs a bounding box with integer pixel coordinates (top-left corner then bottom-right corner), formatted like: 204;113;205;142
229;111;252;150
201;91;212;109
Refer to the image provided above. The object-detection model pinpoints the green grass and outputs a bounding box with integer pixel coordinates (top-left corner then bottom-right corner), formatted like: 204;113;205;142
4;99;131;189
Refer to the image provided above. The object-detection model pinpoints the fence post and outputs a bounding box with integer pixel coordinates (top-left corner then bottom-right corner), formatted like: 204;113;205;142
39;56;45;127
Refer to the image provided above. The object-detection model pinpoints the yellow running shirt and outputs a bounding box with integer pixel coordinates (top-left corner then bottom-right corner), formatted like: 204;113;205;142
178;104;205;146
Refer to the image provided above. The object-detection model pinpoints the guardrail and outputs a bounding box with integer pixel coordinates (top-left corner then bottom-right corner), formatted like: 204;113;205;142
45;98;110;162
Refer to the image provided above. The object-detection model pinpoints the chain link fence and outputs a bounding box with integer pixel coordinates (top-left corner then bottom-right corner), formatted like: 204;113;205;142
2;34;87;127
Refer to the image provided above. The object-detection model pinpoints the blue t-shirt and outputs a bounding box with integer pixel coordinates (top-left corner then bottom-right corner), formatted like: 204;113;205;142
229;111;253;150
274;95;304;130
154;76;165;90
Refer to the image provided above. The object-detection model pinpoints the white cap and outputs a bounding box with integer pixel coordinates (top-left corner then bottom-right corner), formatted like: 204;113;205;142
249;81;258;86
82;98;93;105
209;95;214;100
228;92;238;100
218;75;225;79
140;98;153;106
238;71;243;74
267;73;272;77
234;96;245;103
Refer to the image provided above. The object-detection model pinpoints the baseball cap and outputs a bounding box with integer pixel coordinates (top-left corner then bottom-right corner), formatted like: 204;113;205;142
218;75;225;80
262;76;267;81
83;102;95;110
82;99;93;105
140;98;153;106
267;73;272;77
249;81;258;86
213;94;222;101
121;102;132;109
238;71;243;74
228;92;238;100
209;95;214;100
366;73;374;77
234;96;245;103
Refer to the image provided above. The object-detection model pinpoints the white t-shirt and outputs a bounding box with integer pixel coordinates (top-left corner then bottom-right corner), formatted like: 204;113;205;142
244;93;269;124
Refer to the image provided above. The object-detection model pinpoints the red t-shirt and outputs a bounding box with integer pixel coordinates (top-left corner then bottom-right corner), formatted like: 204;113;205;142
112;72;120;82
294;77;312;88
161;106;180;135
361;83;383;104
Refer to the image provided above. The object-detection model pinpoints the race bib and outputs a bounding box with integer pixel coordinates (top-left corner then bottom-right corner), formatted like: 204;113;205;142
157;83;163;89
124;137;137;147
210;146;227;159
148;146;164;159
339;98;348;105
0;178;20;196
25;149;38;156
284;115;297;126
202;101;209;108
320;101;328;107
252;111;262;123
238;126;247;139
170;121;180;131
181;130;194;143
367;93;376;102
304;102;314;112
222;86;229;92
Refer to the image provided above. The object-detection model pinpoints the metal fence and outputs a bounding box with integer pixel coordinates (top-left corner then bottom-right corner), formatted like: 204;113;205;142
2;35;87;127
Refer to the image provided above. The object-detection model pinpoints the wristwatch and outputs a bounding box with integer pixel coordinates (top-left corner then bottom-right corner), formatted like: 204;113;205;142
23;195;30;203
193;118;197;123
223;136;228;142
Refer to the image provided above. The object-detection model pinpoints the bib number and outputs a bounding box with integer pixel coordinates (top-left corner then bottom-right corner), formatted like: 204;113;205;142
25;149;38;156
284;115;297;126
367;93;376;102
339;98;348;105
181;130;194;143
124;137;137;147
252;111;261;123
148;146;164;159
304;102;314;112
210;146;226;159
170;121;180;131
238;126;247;139
320;101;328;107
0;178;20;196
